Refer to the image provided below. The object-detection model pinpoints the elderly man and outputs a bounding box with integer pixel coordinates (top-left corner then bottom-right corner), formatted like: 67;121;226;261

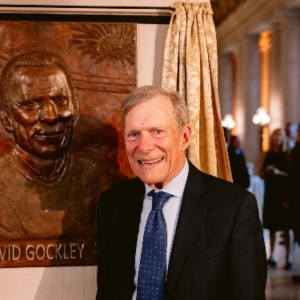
0;51;121;243
96;86;267;300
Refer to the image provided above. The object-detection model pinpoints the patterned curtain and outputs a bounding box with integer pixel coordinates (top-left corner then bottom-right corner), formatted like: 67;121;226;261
162;1;232;181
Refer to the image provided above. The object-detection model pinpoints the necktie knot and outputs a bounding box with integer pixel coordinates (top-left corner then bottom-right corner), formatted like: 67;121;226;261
148;190;173;210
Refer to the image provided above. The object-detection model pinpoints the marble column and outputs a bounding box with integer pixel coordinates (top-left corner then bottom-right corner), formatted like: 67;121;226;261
269;18;283;133
218;52;233;119
269;9;300;133
235;35;261;170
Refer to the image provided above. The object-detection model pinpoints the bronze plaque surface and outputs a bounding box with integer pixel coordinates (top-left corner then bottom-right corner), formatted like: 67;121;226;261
0;21;136;267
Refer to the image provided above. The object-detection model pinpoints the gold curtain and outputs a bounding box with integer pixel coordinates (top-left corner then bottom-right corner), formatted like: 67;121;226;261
162;1;232;181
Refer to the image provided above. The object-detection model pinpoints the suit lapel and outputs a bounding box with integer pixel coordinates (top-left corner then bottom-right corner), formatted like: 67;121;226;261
128;179;145;246
165;163;210;298
115;178;145;253
111;178;145;298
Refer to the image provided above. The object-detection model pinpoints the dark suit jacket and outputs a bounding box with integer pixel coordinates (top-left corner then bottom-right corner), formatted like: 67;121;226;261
96;162;266;300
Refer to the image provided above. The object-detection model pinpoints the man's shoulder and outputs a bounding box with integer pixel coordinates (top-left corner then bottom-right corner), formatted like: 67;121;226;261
188;162;252;199
101;176;144;197
98;177;144;214
0;151;19;177
188;161;229;185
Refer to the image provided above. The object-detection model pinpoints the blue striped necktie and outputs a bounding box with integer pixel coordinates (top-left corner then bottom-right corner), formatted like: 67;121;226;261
136;190;173;300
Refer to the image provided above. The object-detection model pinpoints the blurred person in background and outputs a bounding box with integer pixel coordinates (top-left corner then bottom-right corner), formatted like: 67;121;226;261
260;128;293;270
227;135;250;189
285;122;298;151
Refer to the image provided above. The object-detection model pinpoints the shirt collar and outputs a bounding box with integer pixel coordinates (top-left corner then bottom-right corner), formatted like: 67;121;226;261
145;159;189;198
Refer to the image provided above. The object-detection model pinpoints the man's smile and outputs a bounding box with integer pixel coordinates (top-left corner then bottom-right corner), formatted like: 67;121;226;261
137;158;164;166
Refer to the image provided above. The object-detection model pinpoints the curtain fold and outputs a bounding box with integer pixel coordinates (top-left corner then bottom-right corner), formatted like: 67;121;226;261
162;1;232;181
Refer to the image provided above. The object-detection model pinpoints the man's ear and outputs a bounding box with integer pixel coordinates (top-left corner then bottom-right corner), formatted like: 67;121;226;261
181;124;192;151
0;107;14;133
72;97;79;123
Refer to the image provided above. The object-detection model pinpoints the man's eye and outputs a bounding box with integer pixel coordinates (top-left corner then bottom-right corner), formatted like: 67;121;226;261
127;132;139;140
21;100;41;109
54;97;68;106
152;130;164;136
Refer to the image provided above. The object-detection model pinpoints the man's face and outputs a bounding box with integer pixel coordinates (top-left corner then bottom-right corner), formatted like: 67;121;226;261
124;95;191;189
5;65;77;159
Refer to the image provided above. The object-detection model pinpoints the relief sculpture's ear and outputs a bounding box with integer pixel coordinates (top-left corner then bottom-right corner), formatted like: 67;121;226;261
0;106;14;133
72;96;79;123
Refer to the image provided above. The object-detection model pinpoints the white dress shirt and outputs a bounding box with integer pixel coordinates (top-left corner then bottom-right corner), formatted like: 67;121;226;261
132;160;189;300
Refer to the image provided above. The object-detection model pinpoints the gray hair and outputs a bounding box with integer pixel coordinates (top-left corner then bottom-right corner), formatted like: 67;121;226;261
121;86;189;131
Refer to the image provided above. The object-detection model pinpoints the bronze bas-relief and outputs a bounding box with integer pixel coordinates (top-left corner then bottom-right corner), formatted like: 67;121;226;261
0;22;136;267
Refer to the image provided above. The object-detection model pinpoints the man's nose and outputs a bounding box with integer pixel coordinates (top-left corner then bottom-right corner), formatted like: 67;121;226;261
137;133;154;153
39;100;58;123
